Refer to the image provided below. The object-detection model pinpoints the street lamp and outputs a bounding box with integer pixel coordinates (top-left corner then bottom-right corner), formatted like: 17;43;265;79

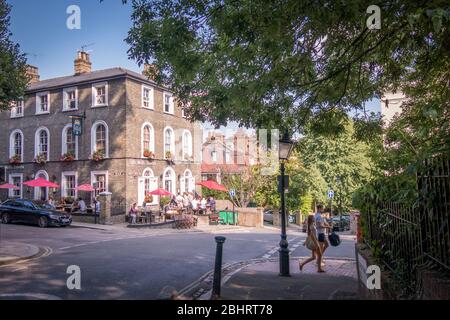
278;131;294;277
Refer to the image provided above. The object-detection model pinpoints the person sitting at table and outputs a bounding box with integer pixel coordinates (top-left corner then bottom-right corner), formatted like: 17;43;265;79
208;196;216;214
46;197;56;209
182;193;190;212
200;197;207;214
129;203;138;224
78;197;87;213
191;197;199;215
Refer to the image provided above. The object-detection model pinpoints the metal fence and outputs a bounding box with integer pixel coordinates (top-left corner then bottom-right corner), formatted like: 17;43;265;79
364;155;449;295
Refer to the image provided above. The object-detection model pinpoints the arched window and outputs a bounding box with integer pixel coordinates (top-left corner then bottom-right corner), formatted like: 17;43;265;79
9;129;23;161
164;127;175;158
91;121;109;157
62;124;78;159
163;167;176;194
34;127;50;160
141;123;155;157
182;130;193;160
180;169;195;194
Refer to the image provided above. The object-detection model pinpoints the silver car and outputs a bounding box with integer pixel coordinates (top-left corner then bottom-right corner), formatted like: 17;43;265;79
263;209;274;224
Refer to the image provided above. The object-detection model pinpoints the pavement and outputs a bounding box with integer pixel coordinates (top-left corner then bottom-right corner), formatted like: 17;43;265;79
182;256;358;300
0;241;44;266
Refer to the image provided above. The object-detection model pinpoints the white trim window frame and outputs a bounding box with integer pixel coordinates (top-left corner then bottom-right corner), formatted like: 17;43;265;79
34;127;50;161
163;167;176;195
10;99;24;118
182;129;193;160
9;129;24;162
91;170;109;196
163;126;175;157
141;122;155;158
141;85;154;109
8;173;23;198
62;124;78;159
163;92;174;114
35;91;50;115
61;171;78;198
92;82;108;107
63;87;78;111
90;120;109;158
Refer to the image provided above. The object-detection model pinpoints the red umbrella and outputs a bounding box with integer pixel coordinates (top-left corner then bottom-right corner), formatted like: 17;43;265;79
23;177;59;188
76;184;95;192
148;188;172;196
196;180;228;192
0;183;19;190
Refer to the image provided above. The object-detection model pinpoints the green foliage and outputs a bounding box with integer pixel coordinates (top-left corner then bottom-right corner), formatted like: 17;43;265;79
0;0;28;111
125;0;448;136
299;194;313;217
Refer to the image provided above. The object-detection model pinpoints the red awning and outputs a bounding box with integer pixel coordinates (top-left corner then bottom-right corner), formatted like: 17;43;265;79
23;177;59;188
0;183;19;190
196;180;228;192
76;184;95;192
148;188;172;196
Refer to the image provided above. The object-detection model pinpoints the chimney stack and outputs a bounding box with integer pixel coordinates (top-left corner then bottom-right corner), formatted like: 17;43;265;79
143;63;159;81
74;51;92;75
26;65;40;84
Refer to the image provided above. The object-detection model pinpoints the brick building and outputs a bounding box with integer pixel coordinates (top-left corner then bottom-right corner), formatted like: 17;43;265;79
0;51;202;219
201;129;259;183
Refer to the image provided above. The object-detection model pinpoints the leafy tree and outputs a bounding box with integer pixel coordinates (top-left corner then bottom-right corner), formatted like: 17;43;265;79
300;122;372;213
0;0;27;111
125;0;448;136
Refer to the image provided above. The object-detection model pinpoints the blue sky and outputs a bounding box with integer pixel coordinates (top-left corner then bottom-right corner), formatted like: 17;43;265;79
8;0;379;135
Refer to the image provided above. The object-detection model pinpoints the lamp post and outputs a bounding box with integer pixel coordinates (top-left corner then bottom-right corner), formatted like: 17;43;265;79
278;131;294;277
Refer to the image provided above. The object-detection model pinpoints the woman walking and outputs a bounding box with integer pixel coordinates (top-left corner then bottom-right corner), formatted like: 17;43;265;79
299;215;325;273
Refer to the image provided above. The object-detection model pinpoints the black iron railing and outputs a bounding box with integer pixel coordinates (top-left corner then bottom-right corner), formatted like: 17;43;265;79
363;155;449;295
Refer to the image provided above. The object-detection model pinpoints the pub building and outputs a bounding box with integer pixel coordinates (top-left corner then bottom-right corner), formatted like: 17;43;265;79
0;51;202;222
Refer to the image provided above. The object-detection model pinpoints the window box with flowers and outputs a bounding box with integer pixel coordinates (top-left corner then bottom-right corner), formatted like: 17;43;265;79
34;153;47;165
143;149;155;160
144;194;153;204
165;151;174;163
9;154;21;165
60;152;75;162
92;150;105;162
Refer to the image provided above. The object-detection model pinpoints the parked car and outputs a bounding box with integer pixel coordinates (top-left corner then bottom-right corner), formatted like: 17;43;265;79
263;209;274;224
0;199;72;228
331;216;350;232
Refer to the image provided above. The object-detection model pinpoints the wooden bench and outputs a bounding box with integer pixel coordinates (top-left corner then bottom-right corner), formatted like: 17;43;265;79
208;214;220;225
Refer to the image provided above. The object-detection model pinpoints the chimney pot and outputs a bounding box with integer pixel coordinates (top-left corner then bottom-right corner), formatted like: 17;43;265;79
74;50;92;75
26;65;40;84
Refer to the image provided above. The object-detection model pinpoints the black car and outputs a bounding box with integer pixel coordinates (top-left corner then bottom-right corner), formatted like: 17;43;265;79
0;199;72;228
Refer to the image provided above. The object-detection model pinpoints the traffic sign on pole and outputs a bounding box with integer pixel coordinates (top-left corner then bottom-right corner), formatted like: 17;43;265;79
327;189;334;199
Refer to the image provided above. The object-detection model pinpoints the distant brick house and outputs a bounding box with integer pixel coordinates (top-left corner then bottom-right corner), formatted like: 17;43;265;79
201;129;259;183
0;51;202;219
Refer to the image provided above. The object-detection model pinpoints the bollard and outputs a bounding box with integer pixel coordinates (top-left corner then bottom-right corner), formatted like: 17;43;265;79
211;236;226;300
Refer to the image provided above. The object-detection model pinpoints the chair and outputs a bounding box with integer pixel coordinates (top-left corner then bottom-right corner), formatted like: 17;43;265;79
208;214;220;225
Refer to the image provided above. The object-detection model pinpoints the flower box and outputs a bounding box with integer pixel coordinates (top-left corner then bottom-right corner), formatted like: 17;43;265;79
143;149;155;160
34;153;47;165
60;152;75;162
92;150;105;162
165;151;174;162
9;155;21;165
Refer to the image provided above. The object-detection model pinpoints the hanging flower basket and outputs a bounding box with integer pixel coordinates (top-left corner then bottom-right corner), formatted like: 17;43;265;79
34;153;47;165
144;194;153;203
143;149;155;160
60;152;75;162
92;150;105;162
9;155;21;165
